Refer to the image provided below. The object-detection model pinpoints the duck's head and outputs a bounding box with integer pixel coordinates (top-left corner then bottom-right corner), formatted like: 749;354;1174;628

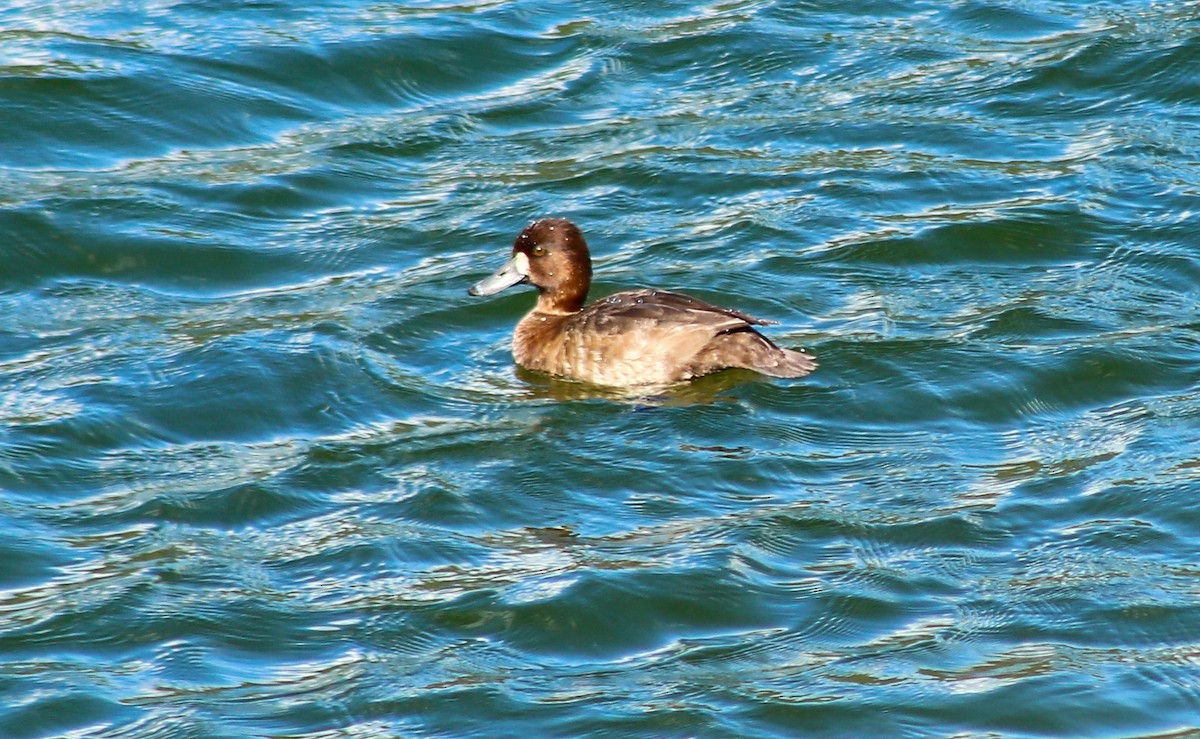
468;218;592;314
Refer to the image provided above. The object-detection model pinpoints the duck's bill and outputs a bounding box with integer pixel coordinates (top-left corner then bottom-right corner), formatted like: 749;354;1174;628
468;253;529;296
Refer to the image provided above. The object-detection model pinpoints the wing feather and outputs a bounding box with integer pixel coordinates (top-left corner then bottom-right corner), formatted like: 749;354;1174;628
585;289;774;333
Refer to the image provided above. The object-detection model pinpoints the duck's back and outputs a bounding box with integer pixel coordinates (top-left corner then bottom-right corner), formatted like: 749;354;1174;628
513;289;816;386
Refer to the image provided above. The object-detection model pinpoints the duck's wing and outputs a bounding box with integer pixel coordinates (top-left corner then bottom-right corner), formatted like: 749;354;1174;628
586;289;776;330
578;289;815;381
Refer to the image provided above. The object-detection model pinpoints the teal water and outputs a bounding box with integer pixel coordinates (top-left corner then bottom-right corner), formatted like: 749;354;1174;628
2;1;1199;736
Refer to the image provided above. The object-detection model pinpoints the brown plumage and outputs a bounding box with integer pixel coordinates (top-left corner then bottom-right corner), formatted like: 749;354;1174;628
468;218;817;387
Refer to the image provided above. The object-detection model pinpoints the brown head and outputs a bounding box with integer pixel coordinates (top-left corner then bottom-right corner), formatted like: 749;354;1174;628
468;218;592;314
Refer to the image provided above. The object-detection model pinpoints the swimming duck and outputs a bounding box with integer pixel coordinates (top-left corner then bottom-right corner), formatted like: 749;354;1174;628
469;218;816;387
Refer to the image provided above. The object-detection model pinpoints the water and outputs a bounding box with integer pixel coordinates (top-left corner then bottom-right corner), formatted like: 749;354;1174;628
2;1;1199;736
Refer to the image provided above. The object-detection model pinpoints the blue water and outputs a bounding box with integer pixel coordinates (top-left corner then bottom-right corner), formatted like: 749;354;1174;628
2;1;1199;736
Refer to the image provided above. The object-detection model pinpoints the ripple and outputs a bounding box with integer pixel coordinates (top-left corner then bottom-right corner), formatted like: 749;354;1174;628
2;0;1200;736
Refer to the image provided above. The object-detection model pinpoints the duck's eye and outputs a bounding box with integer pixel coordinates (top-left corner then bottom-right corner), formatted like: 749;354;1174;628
531;244;546;257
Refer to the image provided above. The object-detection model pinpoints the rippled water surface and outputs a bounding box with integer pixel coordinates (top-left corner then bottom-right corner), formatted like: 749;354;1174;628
3;1;1200;736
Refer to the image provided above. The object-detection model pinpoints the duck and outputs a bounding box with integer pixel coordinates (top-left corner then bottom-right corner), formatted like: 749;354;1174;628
468;218;816;387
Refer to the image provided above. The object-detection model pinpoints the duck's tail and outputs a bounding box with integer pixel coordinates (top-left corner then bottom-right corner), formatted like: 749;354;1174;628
753;345;817;378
